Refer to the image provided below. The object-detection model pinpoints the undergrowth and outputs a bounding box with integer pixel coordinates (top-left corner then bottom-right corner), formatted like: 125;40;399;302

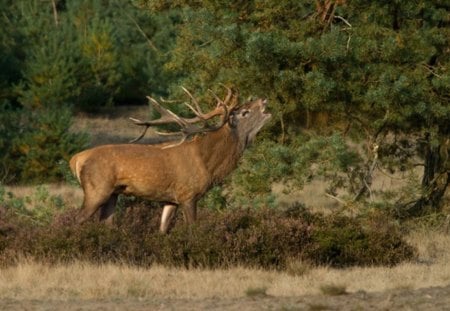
0;198;415;269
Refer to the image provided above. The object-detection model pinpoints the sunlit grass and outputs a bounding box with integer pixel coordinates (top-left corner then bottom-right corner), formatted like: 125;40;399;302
0;231;449;300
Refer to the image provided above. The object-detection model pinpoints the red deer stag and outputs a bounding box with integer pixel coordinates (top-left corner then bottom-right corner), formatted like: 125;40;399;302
70;87;271;233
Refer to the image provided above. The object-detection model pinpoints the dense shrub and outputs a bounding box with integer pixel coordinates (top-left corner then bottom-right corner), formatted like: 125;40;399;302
306;214;414;267
0;200;415;269
1;106;88;183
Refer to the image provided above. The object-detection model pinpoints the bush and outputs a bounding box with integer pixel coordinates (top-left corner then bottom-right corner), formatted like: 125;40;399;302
0;200;415;269
0;185;65;226
221;134;363;209
306;214;414;267
1;105;88;184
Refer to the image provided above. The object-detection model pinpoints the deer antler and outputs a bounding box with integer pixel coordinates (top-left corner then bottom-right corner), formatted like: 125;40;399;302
129;87;238;147
206;85;239;125
181;87;224;123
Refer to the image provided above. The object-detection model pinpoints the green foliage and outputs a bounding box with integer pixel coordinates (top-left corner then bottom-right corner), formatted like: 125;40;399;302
0;185;66;226
222;134;363;208
0;2;22;103
0;201;415;269
2;105;88;183
198;186;227;210
1;0;448;210
145;0;449;133
4;0;175;111
0;104;20;183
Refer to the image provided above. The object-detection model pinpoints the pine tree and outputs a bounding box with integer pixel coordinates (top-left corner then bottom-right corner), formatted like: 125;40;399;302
145;0;449;210
4;0;174;111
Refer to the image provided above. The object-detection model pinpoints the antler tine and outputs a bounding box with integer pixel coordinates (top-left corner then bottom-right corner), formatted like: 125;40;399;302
159;97;182;104
208;89;224;107
181;86;228;123
181;86;203;114
220;84;239;111
208;86;238;123
218;83;233;106
146;96;187;127
230;89;239;110
161;135;188;149
211;84;238;111
129;96;190;143
129;121;150;143
183;102;206;122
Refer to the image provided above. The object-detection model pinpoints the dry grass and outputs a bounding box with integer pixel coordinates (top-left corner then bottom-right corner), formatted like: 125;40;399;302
0;231;450;300
71;105;166;146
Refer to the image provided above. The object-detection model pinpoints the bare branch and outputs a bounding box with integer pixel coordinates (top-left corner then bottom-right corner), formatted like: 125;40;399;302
125;12;158;52
325;192;347;205
51;0;59;26
334;15;352;28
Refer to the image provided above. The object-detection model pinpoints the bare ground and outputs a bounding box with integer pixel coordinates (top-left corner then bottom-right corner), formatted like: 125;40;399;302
2;284;450;311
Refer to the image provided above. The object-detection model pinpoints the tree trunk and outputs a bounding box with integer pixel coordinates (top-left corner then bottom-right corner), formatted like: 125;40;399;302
410;136;449;213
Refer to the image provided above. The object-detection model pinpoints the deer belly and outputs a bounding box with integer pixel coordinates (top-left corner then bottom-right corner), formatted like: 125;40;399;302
116;180;175;202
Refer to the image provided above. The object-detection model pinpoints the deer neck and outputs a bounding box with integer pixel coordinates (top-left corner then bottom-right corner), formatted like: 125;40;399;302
197;125;244;184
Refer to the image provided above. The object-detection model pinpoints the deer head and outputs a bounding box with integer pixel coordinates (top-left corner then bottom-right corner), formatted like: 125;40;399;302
129;86;270;149
229;98;271;148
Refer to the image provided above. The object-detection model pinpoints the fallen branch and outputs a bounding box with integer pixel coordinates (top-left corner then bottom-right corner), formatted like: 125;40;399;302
325;192;347;205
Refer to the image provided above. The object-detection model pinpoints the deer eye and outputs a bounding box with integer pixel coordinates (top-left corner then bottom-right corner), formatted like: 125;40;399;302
241;110;250;117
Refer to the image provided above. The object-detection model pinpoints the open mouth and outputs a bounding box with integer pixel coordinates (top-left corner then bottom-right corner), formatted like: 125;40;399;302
261;99;271;118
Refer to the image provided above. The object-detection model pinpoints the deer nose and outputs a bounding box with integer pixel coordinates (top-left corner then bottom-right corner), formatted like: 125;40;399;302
261;99;268;109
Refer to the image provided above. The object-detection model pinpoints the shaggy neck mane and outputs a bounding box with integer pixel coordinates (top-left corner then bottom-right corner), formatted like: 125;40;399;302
196;125;244;184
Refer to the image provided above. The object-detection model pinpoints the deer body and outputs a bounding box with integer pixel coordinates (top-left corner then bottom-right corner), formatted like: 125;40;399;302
70;90;270;232
71;127;242;217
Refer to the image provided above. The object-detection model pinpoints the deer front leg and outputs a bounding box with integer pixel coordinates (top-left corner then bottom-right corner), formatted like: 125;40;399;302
160;204;177;233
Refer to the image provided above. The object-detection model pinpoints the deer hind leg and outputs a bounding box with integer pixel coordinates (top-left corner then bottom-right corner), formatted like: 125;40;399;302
99;193;118;225
76;190;112;224
160;204;177;234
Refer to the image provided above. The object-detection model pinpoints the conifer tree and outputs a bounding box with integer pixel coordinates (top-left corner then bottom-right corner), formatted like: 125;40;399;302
2;0;174;111
145;0;449;210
